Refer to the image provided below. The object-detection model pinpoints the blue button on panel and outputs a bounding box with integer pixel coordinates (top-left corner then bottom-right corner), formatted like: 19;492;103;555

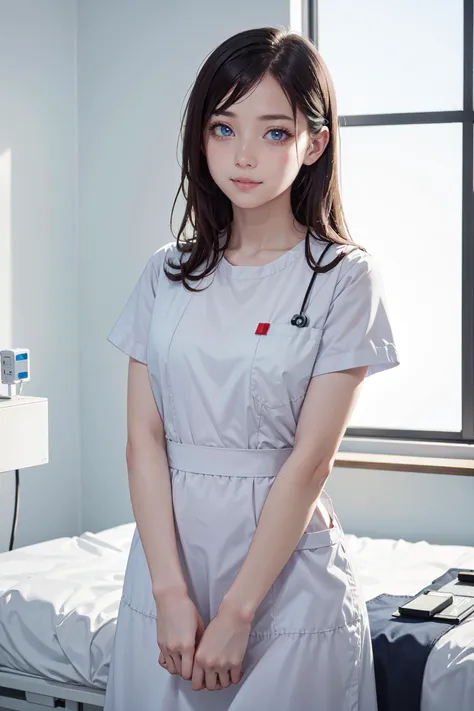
18;372;28;379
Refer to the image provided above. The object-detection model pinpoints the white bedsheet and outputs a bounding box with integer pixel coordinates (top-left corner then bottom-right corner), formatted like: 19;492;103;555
0;524;133;689
0;524;473;710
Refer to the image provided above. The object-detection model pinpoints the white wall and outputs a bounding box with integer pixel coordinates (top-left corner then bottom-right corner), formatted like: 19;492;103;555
1;1;472;553
0;0;81;552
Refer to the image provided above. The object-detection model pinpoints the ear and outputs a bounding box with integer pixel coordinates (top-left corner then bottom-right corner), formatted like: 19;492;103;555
302;127;330;167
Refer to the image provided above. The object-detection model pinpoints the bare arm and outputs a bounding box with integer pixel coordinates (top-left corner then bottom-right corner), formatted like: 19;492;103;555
219;365;368;620
126;357;188;599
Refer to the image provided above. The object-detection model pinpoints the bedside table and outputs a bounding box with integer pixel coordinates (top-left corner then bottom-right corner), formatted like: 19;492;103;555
0;396;49;550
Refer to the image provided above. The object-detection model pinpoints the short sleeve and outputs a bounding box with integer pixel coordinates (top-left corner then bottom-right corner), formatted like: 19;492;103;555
107;250;162;364
311;251;400;378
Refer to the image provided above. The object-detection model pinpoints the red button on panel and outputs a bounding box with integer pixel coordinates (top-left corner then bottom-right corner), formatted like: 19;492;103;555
255;322;270;335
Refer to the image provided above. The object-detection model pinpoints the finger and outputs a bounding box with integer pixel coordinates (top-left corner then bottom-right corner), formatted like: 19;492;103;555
158;650;169;672
191;662;205;691
164;654;177;674
205;670;221;691
180;650;194;681
170;652;182;676
217;669;232;689
230;666;243;684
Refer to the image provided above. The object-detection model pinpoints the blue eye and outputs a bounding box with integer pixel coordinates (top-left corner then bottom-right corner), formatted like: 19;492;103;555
268;129;286;141
211;123;233;138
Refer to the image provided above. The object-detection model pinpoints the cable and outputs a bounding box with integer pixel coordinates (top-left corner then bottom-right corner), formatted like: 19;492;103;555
9;469;20;551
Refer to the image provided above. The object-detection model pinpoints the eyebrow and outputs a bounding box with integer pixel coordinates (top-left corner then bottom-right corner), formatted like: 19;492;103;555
212;109;294;122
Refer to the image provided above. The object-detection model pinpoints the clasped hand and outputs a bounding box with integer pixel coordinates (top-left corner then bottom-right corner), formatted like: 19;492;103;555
156;593;251;692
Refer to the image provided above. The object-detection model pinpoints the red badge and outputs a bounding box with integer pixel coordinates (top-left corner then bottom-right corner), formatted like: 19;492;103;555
255;322;270;335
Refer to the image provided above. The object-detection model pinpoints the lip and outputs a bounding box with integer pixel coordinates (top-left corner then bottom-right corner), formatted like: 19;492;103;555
231;178;261;184
231;178;262;191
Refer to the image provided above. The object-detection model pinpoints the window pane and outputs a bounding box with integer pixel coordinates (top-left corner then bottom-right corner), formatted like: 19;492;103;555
318;0;464;115
339;123;463;432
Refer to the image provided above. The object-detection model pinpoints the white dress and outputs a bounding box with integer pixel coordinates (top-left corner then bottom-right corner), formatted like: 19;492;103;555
104;235;400;711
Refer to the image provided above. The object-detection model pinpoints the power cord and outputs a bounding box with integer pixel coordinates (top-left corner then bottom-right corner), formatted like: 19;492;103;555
9;469;20;551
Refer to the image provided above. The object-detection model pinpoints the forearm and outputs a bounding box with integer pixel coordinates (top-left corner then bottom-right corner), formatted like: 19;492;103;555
220;452;330;620
126;438;188;599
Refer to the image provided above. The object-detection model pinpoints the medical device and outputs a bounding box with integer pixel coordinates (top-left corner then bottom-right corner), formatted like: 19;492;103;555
290;229;358;328
398;591;454;618
0;349;30;399
458;571;474;583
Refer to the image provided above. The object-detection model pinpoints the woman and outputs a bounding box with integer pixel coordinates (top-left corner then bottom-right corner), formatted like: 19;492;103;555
104;26;400;711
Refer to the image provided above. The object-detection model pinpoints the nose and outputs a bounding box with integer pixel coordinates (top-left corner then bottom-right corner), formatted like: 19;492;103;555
234;139;257;169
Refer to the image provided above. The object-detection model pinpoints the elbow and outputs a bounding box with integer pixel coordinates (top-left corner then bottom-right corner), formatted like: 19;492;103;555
125;438;143;465
310;459;332;488
318;463;332;489
293;453;333;489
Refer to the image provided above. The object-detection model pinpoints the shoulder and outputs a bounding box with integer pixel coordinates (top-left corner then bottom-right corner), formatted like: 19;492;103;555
307;236;374;280
307;238;384;307
337;246;377;281
333;247;385;304
144;239;180;275
153;239;195;265
129;241;178;298
150;239;177;263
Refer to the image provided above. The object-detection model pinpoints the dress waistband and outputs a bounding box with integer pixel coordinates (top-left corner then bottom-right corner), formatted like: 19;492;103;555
165;439;293;478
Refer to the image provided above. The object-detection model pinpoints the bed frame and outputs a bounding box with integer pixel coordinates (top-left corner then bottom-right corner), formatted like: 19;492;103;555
0;670;104;711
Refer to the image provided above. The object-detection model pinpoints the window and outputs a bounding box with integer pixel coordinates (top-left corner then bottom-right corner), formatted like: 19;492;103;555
309;0;474;443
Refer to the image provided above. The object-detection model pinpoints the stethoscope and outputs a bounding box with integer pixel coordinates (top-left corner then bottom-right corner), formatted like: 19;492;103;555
290;229;357;328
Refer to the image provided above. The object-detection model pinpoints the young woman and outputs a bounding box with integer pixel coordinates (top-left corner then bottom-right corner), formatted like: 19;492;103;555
104;26;399;711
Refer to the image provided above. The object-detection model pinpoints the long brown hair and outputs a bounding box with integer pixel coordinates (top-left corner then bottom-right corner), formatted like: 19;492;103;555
164;26;365;291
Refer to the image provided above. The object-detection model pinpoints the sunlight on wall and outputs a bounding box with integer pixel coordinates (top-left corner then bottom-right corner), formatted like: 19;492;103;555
0;148;12;396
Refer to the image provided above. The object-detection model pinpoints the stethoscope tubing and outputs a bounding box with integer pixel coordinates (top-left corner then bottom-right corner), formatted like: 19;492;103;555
291;229;357;328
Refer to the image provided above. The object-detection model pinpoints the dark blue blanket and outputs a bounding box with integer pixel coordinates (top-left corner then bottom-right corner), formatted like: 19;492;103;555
366;567;474;711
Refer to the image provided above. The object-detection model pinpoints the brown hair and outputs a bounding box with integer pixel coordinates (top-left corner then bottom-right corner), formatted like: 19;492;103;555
164;26;365;291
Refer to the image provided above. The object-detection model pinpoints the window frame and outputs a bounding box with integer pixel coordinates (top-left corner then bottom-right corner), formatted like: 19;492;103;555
307;0;474;445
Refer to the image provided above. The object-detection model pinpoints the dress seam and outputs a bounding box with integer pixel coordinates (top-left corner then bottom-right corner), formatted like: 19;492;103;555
249;614;363;637
170;469;276;479
121;595;364;637
121;596;156;619
349;614;363;711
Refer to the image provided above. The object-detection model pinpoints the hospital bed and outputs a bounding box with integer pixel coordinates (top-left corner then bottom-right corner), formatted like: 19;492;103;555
1;523;474;711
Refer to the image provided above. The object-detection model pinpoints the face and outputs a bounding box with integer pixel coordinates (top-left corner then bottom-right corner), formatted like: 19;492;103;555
202;73;329;210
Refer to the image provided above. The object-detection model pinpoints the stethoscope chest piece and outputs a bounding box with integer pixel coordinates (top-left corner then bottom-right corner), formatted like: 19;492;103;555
290;314;309;328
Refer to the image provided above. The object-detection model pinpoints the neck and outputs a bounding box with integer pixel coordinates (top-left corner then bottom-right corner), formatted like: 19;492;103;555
229;189;306;254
